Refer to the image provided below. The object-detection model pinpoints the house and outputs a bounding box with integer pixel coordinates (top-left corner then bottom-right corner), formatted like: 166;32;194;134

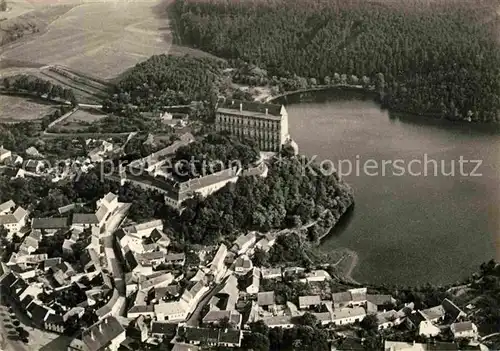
202;310;241;329
300;269;332;283
420;305;446;323
254;232;277;252
209;275;239;311
150;321;177;340
209;244;227;279
366;294;397;311
129;315;149;342
406;311;427;330
72;213;100;230
375;310;404;330
261;267;282;280
96;192;119;216
165;253;186;266
44;313;65;333
81;316;126;351
0;206;28;239
32;217;69;235
24;159;46;174
127;304;155;319
176;326;243;348
246;267;260;294
384;341;427;351
26;300;50;327
450;321;478;339
299;295;322;310
231;232;257;255
2;166;25;179
331;287;367;308
154;300;189;322
331;307;366;326
0;146;12;163
441;298;467;323
139;273;174;292
418;320;441;337
0;200;15;215
136;251;167;268
261;315;295;329
257;291;276;311
233;255;253;275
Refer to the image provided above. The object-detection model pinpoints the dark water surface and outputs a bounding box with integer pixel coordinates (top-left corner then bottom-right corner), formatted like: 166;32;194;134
281;90;500;286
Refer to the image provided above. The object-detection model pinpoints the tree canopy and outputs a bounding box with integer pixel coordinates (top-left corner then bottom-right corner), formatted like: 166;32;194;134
174;0;500;122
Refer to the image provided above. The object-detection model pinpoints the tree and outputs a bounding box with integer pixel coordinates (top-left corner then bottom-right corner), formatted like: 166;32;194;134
242;332;270;351
0;0;6;12
297;312;318;327
360;313;378;331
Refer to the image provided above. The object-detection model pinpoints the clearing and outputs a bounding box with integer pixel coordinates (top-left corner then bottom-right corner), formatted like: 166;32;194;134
0;94;58;122
51;107;107;131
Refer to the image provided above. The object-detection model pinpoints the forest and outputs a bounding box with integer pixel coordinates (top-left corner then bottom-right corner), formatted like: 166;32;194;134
106;54;228;111
2;75;77;105
173;0;500;122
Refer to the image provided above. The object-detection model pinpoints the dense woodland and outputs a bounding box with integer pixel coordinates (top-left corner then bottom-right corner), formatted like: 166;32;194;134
105;54;227;111
173;0;500;122
171;132;260;179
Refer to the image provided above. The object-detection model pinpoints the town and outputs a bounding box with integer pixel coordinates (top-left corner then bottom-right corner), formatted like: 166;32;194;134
0;100;491;351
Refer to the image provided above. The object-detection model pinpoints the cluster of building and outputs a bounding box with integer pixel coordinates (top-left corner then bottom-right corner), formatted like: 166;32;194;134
119;132;269;210
0;137;121;183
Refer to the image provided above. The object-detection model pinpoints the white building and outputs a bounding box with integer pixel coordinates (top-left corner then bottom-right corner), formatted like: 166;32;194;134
154;300;189;322
0;146;12;163
261;267;282;280
331;307;366;326
246;267;260;294
232;232;257;255
418;320;441;337
300;270;332;283
209;244;228;280
450;321;478;339
0;206;28;239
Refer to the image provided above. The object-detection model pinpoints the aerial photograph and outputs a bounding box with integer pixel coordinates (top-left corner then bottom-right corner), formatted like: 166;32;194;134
0;0;499;350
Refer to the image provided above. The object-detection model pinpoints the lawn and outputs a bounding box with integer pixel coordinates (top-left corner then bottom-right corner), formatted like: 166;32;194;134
0;94;58;122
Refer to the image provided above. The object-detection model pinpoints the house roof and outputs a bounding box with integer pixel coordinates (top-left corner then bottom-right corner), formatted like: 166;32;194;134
202;310;231;323
442;298;465;321
257;291;275;306
218;328;242;345
451;321;474;333
103;192;118;204
32;217;69;229
234;232;256;250
95;205;109;222
261;267;281;278
165;253;185;262
73;213;99;225
331;307;366;320
332;291;352;304
299;295;321;306
27;301;50;325
139;273;174;291
421;305;445;321
407;311;426;327
45;313;64;325
128;304;154;314
0;206;27;225
234;255;252;269
180;327;219;344
154;300;188;316
0;200;15;213
367;294;396;306
82;316;125;351
151;321;177;335
218;99;284;119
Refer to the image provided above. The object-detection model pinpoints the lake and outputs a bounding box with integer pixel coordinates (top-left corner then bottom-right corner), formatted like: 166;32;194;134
280;89;500;286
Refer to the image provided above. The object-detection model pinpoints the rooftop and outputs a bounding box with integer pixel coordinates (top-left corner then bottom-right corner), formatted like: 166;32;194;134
257;291;275;306
32;217;69;229
217;99;284;120
82;316;125;351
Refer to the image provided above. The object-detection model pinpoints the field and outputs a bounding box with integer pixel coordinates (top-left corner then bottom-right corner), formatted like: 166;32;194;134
53;107;107;131
1;0;175;79
0;94;58;122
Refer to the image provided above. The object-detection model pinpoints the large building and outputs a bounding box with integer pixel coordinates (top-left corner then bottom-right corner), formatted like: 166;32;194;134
215;99;290;151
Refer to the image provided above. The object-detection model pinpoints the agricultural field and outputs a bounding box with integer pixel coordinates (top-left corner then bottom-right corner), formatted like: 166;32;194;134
52;107;107;131
1;0;175;79
0;94;58;122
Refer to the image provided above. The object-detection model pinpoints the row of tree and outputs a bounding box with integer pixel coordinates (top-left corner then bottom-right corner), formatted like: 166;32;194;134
173;0;500;122
2;75;77;105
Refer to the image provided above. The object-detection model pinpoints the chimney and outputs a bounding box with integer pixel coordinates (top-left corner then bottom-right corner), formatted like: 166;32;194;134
265;108;268;115
239;103;243;112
